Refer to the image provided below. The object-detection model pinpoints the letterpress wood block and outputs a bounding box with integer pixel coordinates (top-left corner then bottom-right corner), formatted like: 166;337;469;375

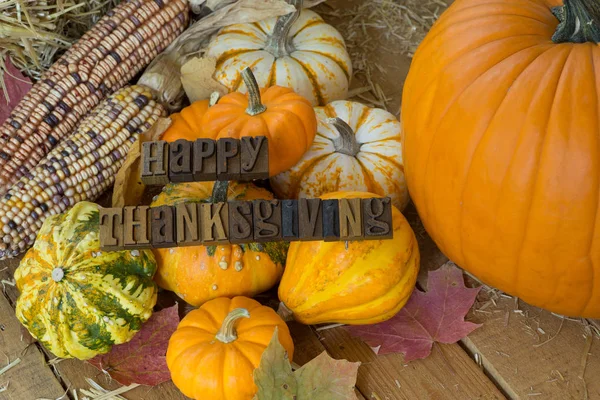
123;206;151;249
253;200;282;242
169;139;193;182
99;208;124;250
216;138;241;181
200;202;229;245
151;206;176;248
339;198;363;240
240;136;269;181
298;198;323;241
193;139;217;181
228;201;253;244
362;197;393;240
281;200;299;241
176;203;201;246
322;199;340;241
141;141;169;186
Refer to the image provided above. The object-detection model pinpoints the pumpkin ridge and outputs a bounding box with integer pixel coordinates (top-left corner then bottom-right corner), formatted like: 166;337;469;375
505;46;575;299
418;43;552;230
295;49;351;81
231;57;266;92
291;18;326;38
215;48;261;71
252;21;268;35
288;56;325;106
454;46;572;270
284;153;332;197
582;46;600;316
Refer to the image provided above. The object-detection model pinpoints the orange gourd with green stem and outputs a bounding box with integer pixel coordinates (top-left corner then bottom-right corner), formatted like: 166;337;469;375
401;0;600;317
166;296;294;400
278;191;420;325
150;180;288;307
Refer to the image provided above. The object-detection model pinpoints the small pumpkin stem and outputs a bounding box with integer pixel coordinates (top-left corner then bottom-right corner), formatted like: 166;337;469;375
553;0;600;43
215;308;251;343
242;68;267;116
212;180;229;203
329;118;361;157
264;0;303;57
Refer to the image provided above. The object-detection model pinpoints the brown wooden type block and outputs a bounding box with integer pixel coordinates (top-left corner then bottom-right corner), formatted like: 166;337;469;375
176;203;201;247
123;206;151;249
240;136;269;181
229;201;253;244
298;198;323;241
281;199;299;241
99;208;124;251
322;199;340;241
253;200;282;242
216;138;241;181
339;198;363;240
200;202;229;245
169;139;193;182
193;139;217;181
141;140;169;186
362;197;393;240
151;206;176;248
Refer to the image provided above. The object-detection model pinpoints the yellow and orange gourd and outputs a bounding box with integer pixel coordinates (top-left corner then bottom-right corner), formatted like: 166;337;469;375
401;0;600;317
278;191;419;325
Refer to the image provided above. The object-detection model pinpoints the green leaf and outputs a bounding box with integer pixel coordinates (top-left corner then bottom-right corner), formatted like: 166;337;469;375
253;329;360;400
295;352;360;399
253;327;296;400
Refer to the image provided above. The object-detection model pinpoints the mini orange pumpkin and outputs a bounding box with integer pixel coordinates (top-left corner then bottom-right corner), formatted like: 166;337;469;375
150;180;288;306
166;296;294;400
199;67;317;176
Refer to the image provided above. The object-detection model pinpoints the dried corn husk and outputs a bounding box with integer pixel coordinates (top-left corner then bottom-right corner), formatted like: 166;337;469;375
112;118;172;207
138;0;326;110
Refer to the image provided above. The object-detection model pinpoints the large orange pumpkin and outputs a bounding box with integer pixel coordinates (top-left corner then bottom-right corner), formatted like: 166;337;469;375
166;296;294;400
150;181;288;306
401;0;600;317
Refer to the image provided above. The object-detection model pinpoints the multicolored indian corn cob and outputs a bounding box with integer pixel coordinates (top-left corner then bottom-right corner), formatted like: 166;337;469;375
0;85;166;260
0;0;189;196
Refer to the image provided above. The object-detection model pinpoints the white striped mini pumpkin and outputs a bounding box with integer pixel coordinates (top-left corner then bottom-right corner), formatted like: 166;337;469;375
271;100;409;211
206;0;351;106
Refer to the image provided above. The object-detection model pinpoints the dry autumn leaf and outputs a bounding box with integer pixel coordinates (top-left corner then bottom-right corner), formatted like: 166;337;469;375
112;118;172;207
253;328;360;400
346;263;482;361
88;305;180;386
0;56;32;124
181;56;228;103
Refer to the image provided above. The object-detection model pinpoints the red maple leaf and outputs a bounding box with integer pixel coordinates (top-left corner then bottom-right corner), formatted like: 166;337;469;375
88;305;180;386
346;263;481;361
1;56;32;125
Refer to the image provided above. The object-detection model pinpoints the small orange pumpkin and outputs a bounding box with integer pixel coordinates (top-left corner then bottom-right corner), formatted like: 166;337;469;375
198;67;317;176
166;296;294;400
150;180;288;306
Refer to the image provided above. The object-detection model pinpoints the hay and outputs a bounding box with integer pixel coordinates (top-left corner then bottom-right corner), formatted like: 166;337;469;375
0;0;122;82
316;0;445;110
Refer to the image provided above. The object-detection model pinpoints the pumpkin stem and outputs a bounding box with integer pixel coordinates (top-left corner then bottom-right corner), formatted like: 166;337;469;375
212;180;229;203
215;308;251;343
552;0;600;43
264;0;302;58
329;118;361;157
209;92;221;107
242;68;267;116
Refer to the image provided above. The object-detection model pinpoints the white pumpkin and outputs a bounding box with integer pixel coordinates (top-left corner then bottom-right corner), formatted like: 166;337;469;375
271;100;409;210
206;0;351;106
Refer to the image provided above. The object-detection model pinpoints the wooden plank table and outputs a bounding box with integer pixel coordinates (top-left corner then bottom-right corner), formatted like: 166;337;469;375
0;1;599;399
